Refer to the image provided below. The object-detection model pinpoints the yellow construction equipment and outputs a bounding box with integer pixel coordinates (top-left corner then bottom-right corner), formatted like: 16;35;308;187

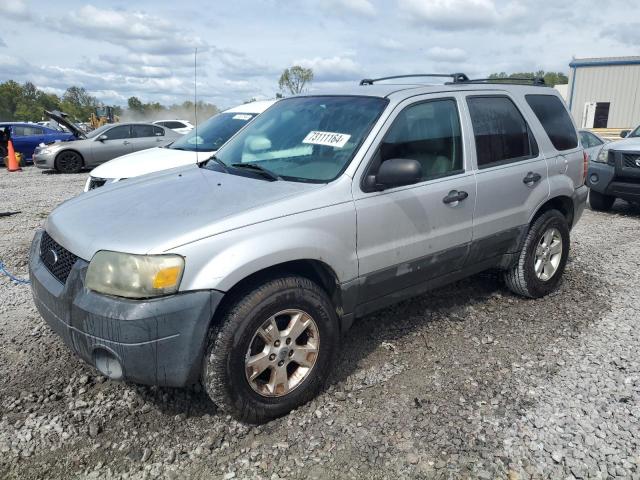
89;106;120;129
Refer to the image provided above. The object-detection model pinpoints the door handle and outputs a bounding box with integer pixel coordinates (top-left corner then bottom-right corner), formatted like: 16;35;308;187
442;190;469;205
523;172;542;186
123;140;131;145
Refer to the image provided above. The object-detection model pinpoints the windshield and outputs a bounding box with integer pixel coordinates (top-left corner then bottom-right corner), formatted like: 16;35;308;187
170;112;257;152
211;96;388;183
629;126;640;138
86;124;112;138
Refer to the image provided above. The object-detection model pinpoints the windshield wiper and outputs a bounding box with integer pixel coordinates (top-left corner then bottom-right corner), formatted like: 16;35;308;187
231;163;281;181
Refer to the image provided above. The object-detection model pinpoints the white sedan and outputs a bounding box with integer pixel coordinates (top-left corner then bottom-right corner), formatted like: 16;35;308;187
85;100;276;192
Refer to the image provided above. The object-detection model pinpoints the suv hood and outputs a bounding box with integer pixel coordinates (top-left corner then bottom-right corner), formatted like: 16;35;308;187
45;165;322;260
90;147;215;180
606;137;640;152
45;110;86;139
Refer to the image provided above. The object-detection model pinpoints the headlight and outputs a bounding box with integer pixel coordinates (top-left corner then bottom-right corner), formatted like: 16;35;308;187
86;251;184;298
594;147;610;163
39;145;62;155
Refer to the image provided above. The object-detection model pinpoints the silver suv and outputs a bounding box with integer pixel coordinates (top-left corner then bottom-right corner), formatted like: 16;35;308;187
29;74;588;423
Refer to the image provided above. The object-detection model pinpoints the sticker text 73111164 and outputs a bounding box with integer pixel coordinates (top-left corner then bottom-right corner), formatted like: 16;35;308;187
302;131;351;148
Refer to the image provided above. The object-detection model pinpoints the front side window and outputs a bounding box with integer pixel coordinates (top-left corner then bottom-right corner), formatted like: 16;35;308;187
372;99;463;181
526;94;578;151
580;131;602;148
212;96;388;182
171;112;258;152
104;125;131;140
467;96;538;168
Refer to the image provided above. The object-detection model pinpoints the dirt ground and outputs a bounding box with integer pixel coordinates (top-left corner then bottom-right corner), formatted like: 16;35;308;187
1;166;639;479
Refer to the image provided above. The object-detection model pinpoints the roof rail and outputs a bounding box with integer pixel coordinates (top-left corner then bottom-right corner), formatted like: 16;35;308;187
359;73;470;86
449;76;547;86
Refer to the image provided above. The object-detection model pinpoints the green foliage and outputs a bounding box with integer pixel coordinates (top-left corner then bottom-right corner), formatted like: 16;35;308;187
278;66;314;95
0;81;219;124
488;71;568;87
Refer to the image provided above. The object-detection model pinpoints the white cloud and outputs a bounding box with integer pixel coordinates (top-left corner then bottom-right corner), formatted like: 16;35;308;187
426;46;467;62
49;5;207;55
326;0;376;16
398;0;521;30
295;56;362;81
5;0;31;20
378;38;404;50
601;23;640;45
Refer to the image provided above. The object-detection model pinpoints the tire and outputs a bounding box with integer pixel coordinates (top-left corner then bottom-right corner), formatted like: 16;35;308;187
504;209;570;299
55;150;83;173
589;190;615;212
202;275;339;423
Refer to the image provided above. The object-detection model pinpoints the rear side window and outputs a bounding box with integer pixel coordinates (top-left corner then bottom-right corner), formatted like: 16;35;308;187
132;124;156;138
467;96;538;168
153;126;165;136
13;125;43;136
164;121;187;129
526;94;578;151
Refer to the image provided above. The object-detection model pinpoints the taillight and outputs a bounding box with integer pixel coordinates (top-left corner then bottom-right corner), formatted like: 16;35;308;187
583;151;588;184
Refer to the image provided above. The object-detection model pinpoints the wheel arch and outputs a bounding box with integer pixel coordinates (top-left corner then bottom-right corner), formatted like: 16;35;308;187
212;259;348;329
530;195;574;228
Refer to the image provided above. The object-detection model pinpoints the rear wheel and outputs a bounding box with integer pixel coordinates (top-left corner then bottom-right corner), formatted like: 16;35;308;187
55;151;83;173
589;190;615;212
504;209;570;298
202;275;339;423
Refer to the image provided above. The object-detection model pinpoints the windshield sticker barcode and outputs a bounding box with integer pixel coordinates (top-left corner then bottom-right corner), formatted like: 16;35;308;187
302;131;351;148
233;114;253;121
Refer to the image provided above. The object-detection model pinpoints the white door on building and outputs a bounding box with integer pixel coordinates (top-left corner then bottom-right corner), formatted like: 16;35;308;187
582;102;596;128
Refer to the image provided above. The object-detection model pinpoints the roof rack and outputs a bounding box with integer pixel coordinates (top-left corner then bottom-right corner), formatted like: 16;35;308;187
449;76;547;86
359;73;470;86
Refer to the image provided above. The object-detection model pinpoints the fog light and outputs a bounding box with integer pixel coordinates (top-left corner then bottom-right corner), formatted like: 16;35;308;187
94;348;123;380
590;173;599;184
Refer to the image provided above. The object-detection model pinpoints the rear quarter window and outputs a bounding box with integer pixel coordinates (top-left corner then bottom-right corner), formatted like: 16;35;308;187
526;94;578;151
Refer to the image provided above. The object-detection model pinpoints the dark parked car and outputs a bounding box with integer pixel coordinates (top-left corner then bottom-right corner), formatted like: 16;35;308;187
0;122;76;162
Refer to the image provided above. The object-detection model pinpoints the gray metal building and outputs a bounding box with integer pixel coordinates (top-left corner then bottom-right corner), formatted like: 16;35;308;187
567;56;640;129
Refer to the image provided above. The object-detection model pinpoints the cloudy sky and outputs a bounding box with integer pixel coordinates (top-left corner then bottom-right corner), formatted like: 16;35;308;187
0;0;637;109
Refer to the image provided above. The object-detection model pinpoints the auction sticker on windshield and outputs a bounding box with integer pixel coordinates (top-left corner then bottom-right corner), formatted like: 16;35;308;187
233;114;253;121
302;131;351;148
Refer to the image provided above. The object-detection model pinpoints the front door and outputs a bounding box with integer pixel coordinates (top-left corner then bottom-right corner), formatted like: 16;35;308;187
464;94;550;265
90;125;133;166
353;95;476;307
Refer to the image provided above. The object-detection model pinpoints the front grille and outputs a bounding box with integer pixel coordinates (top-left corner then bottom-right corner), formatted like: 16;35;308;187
88;177;107;190
40;231;78;284
623;153;640;169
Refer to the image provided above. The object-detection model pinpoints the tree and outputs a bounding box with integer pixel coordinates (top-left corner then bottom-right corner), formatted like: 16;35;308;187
278;66;314;95
127;96;145;114
62;86;98;120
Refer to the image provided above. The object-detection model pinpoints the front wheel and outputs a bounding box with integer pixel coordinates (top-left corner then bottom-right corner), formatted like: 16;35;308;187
504;209;570;298
202;276;339;423
589;190;615;212
55;150;83;173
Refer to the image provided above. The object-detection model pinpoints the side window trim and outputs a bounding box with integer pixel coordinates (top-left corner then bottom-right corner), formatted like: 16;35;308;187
361;96;465;192
466;94;540;170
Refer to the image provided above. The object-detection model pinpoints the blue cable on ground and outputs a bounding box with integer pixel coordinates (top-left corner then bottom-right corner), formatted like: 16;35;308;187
0;260;31;285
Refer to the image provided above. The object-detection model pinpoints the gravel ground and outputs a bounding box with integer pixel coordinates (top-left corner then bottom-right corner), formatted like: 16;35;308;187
1;166;639;479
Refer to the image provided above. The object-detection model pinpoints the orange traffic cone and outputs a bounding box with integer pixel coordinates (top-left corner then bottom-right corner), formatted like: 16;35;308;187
7;139;20;172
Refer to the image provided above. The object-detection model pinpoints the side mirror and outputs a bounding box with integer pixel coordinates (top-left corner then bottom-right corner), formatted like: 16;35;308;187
620;130;630;138
366;158;422;191
98;134;108;142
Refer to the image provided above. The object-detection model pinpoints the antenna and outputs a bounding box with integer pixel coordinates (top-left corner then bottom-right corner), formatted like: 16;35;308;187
194;47;198;163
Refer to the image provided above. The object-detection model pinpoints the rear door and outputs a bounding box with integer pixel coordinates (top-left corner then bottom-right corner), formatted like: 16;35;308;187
12;125;45;159
353;94;476;308
131;124;164;152
90;125;133;166
464;94;550;265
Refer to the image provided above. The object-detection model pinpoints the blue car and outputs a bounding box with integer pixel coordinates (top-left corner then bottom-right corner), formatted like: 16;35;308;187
0;122;76;163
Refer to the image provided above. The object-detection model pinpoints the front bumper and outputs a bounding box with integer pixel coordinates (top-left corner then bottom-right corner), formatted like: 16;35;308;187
32;150;57;169
28;230;223;387
587;154;640;202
